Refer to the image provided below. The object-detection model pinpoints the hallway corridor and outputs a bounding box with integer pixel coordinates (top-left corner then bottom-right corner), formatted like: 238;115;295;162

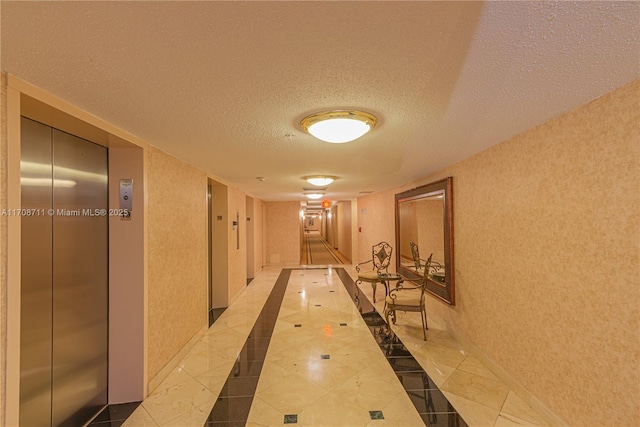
105;267;549;427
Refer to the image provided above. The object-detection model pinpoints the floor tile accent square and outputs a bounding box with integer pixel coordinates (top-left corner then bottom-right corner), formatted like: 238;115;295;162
284;414;298;424
369;410;384;420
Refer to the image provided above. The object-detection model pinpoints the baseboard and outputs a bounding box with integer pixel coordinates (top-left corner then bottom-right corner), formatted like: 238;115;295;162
146;323;208;396
427;313;568;427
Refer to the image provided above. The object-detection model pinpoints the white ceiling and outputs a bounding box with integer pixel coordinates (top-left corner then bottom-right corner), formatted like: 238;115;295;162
2;1;638;201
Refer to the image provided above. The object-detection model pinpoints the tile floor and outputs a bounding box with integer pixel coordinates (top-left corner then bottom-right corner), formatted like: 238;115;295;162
118;266;550;427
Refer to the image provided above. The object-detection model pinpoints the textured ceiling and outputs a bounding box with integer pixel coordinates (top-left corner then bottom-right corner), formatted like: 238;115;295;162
2;1;638;201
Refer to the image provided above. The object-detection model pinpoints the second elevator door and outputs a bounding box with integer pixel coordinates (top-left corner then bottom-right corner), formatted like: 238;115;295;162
20;117;109;427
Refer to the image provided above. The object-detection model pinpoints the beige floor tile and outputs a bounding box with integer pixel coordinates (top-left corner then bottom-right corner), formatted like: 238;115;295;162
301;357;364;389
255;373;329;414
153;366;196;394
274;305;302;319
193;371;229;396
415;340;469;370
298;392;373;426
391;322;440;344
268;351;363;390
367;390;427;426
141;377;215;426
201;326;248;349
301;332;367;355
494;413;545;426
178;341;236;377
428;330;469;350
329;343;386;371
441;370;510;412
255;360;309;392
415;357;456;388
228;322;255;336
457;354;501;382
267;327;314;360
500;391;549;426
332;359;406;409
207;313;252;336
246;396;287;427
121;405;160;427
442;391;501;427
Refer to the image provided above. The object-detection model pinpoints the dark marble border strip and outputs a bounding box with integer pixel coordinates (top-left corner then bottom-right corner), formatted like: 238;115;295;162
204;269;292;426
334;268;468;427
88;401;142;427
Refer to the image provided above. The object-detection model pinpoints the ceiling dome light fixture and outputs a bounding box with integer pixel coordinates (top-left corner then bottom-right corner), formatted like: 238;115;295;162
304;176;336;187
305;193;324;200
301;110;378;143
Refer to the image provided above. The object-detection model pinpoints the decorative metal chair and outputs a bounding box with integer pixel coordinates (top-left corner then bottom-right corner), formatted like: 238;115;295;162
355;241;395;303
385;253;433;340
410;241;444;283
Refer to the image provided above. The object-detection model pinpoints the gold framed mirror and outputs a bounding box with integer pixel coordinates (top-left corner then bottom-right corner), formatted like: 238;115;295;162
395;177;455;305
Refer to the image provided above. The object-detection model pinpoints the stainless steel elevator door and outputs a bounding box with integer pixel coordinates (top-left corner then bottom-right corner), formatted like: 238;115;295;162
51;129;108;427
20;117;54;427
20;117;109;427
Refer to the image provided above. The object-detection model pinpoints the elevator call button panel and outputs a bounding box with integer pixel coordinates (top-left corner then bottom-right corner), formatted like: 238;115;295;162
119;179;133;212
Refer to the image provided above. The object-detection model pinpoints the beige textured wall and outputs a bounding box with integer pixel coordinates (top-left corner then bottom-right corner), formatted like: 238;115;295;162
265;201;300;264
147;146;208;379
327;205;337;247
358;80;639;425
357;188;397;267
228;186;247;302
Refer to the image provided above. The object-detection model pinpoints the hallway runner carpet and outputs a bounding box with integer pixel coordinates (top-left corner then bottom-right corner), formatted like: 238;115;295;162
303;232;345;265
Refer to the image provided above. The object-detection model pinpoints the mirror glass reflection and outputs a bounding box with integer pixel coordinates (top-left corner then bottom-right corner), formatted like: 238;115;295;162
395;177;454;305
398;191;446;283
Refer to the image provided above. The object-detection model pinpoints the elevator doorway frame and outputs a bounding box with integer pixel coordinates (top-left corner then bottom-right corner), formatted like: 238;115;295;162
20;117;110;426
4;76;148;426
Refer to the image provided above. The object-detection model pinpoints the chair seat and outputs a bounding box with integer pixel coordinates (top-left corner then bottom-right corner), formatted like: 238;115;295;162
357;270;383;281
386;288;422;306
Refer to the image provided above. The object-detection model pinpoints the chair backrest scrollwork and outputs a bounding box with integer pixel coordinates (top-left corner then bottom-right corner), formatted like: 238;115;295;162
372;241;393;273
421;253;433;290
410;241;422;270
